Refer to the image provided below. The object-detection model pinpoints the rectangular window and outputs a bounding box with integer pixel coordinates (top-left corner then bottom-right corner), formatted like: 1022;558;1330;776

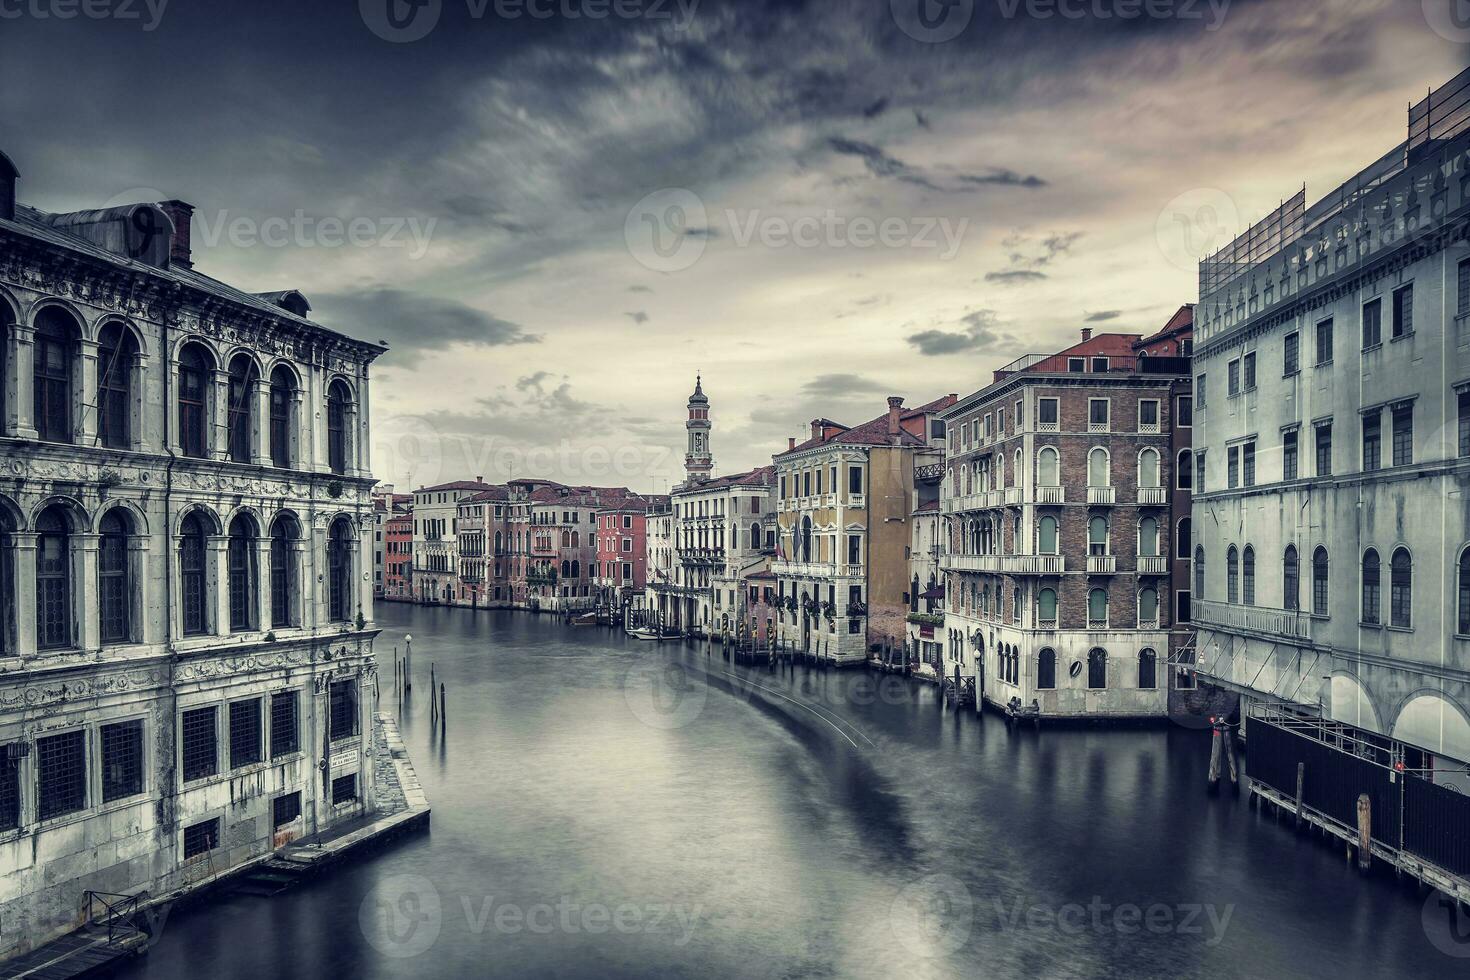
1284;332;1299;375
183;817;219;859
1362;298;1382;349
1138;400;1159;431
0;747;17;831
1391;403;1413;467
229;698;262;769
100;720;143;803
1195;374;1206;408
1392;284;1413;339
1038;398;1059;426
36;730;86;821
1460;391;1470;459
330;680;359;741
1091;357;1109;372
1068;357;1085;373
271;691;298;758
332;772;358;805
1243;441;1256;487
1315;422;1333;476
1243;352;1256;390
1088;399;1109;430
1227;359;1241;396
1316;318;1334;365
181;706;217;783
1176;590;1191;624
1282;429;1299;481
273;791;302;829
1195;452;1206;492
848;466;863;494
1227;446;1239;489
1458;258;1470;316
1362;411;1381;472
847;535;861;565
1177;395;1192;428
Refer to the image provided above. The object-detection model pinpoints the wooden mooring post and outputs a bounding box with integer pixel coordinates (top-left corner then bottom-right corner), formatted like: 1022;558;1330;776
1295;763;1305;830
1356;794;1372;871
439;682;447;732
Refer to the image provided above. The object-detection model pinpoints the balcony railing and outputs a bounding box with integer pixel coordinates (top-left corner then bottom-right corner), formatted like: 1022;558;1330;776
1194;597;1314;641
1038;420;1059;433
1087;555;1116;574
771;560;837;578
1087;486;1116;505
941;554;1064;575
1003;488;1023;506
843;563;864;578
1036;486;1065;505
1137;556;1169;575
848;493;866;508
1137;487;1167;506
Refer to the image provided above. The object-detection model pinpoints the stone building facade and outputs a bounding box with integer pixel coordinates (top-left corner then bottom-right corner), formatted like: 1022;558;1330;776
1191;76;1470;782
410;479;492;604
0;156;384;958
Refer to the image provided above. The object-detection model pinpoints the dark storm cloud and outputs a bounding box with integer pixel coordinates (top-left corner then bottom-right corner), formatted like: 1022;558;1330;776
906;309;1012;357
958;169;1047;189
313;288;540;366
625;311;650;324
826;137;1044;194
1085;310;1122;322
801;374;887;397
985;270;1047;284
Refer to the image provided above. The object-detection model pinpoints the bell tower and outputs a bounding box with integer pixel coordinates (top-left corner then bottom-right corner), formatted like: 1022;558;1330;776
685;375;713;484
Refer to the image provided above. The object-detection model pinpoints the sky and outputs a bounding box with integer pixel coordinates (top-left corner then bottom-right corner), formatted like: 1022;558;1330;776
1;0;1466;492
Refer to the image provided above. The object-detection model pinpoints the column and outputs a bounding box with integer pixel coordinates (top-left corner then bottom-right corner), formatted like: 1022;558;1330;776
77;340;99;445
11;325;36;439
12;533;36;658
76;532;100;652
252;377;271;466
253;535;271;631
131;352;150;452
353;522;369;627
345;403;363;478
210;369;229;461
290;387;305;471
310;523;327;628
129;538;151;645
290;538;308;629
356;370;372;478
207;535;229;634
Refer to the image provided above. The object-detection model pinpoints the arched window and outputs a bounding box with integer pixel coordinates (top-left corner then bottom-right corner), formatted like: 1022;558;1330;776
1361;549;1380;625
750;522;761;550
1037;648;1057;689
1283;545;1299;611
1138;448;1160;488
180;512;209;635
96;323;138;449
1138;649;1158;689
1088;447;1109;487
1175;517;1191;561
270;515;298;629
570;560;580;578
1087;647;1108;689
1037;587;1058;625
33;309;75;444
494;530;503;555
1088;588;1108;628
1313;547;1329;616
327;380;351;474
269;365;295;468
1139;587;1158;625
227;515;258;632
1194;546;1205;598
1139;516;1159;557
1242;546;1256;605
178;343;212;459
35;506;72;649
1014;448;1022;486
328;518;353;623
1459;547;1470;636
98;511;131;643
1088;516;1108;556
1038;515;1058;554
1177;450;1193;489
1037;447;1059;486
1227;546;1239;604
226;355;258;463
800;516;812;561
560;559;571;578
570;531;579;548
1390;547;1412;628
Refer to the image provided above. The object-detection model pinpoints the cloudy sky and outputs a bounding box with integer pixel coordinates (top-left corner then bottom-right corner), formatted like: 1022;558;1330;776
2;0;1466;491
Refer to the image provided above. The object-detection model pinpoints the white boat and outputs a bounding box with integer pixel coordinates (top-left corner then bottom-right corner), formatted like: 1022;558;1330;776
625;626;661;641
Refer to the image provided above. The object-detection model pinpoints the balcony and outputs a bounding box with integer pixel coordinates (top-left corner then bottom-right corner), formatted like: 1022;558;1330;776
1035;486;1065;505
1137;556;1169;575
843;563;864;578
1087;486;1116;505
848;493;866;508
1194;597;1314;641
1003;488;1023;506
1137;486;1167;506
1087;555;1116;575
771;560;837;579
1012;554;1064;575
940;554;990;573
1038;420;1059;433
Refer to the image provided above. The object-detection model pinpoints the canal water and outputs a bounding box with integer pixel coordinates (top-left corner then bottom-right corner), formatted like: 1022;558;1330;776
117;604;1460;979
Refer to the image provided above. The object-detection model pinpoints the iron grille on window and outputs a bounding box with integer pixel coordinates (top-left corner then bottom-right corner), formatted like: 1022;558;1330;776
273;791;302;829
101;720;143;802
180;516;207;635
270;529;293;627
327;388;347;474
33;327;71;443
178;356;209;459
229;699;262;769
329;680;358;741
35;510;70;650
328;522;351;623
227;363;254;463
0;755;17;832
181;706;217;782
331;772;358;805
36;729;86;821
98;514;129;643
182;817;219;859
271;691;299;758
228;525;255;632
97;336;131;448
270;380;291;467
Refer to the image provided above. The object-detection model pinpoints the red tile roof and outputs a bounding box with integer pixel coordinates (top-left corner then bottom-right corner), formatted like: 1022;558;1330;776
775;395;956;458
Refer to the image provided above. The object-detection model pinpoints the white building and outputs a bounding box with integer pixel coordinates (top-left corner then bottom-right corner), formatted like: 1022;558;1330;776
0;154;385;958
410;479;492;604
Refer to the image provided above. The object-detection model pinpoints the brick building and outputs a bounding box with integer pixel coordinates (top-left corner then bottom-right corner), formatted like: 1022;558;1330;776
384;503;413;600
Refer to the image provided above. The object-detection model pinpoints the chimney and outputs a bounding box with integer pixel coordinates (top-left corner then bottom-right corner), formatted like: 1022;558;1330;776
788;437;796;451
810;419;822;440
0;150;16;222
1080;327;1092;342
158;200;195;268
887;396;904;441
476;475;484;483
